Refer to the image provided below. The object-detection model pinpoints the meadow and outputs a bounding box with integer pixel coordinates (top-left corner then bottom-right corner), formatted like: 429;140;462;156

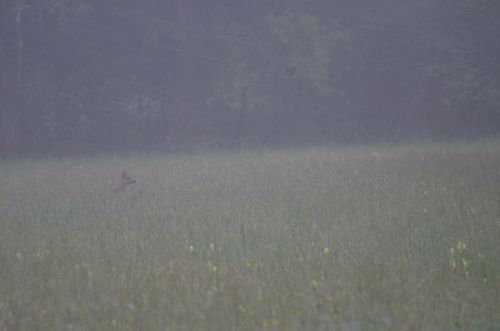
0;139;499;330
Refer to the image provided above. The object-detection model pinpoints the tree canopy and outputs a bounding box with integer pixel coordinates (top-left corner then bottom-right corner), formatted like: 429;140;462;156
1;0;499;155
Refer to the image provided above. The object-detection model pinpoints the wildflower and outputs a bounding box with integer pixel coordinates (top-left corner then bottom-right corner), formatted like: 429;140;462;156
209;243;215;251
212;266;218;273
15;252;22;259
422;208;428;214
111;319;117;328
189;245;195;253
323;247;330;255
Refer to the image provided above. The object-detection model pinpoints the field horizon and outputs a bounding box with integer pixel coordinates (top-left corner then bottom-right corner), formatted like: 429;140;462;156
1;139;499;330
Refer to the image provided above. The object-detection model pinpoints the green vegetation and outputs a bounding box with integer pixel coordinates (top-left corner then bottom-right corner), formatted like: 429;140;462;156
2;1;500;155
1;140;499;330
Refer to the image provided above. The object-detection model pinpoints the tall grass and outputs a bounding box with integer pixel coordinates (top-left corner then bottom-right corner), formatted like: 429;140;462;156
1;140;499;330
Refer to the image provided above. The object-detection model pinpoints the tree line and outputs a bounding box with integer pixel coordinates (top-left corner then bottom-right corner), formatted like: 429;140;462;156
1;0;499;155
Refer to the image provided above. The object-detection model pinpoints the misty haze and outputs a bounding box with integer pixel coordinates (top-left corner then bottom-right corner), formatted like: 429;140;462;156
1;1;499;330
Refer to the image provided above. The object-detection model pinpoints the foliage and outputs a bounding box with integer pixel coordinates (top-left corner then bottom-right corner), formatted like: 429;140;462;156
1;140;499;329
1;0;500;155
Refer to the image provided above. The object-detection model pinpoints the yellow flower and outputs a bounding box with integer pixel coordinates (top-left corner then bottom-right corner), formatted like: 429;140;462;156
323;247;330;255
15;252;22;259
209;243;215;251
111;319;117;328
212;266;218;273
189;245;195;253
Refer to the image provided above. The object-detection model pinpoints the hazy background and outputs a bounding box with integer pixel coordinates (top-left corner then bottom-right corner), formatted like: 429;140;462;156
2;2;500;328
1;0;499;156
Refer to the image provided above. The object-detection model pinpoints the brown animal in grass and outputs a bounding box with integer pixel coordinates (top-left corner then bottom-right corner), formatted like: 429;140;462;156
115;170;136;193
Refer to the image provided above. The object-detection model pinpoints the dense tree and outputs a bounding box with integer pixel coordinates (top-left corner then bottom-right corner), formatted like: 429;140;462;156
0;0;499;156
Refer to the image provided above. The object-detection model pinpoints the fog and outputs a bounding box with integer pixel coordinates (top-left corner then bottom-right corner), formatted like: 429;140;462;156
2;2;500;328
1;0;499;156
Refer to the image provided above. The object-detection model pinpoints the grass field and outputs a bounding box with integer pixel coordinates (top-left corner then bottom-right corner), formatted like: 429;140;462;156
1;139;499;330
